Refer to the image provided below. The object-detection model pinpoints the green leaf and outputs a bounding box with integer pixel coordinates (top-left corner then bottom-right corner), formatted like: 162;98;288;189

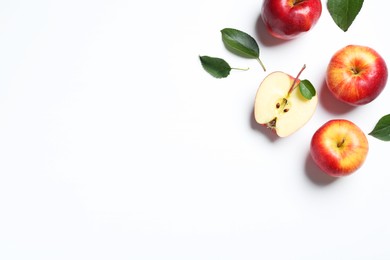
199;55;231;78
368;114;390;141
221;28;266;71
298;79;316;100
327;0;364;32
221;28;259;59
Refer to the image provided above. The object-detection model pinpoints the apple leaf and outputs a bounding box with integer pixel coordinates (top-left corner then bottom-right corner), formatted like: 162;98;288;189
221;28;259;58
327;0;364;32
368;114;390;141
199;55;231;78
221;28;266;71
299;79;316;100
199;55;249;78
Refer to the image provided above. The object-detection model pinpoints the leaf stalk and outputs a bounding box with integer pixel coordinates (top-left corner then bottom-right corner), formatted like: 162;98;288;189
257;58;266;72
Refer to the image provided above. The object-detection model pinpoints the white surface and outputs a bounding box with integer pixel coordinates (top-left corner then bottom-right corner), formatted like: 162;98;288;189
0;0;389;259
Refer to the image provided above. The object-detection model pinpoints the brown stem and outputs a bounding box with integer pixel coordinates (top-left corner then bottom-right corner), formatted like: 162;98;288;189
351;67;360;74
337;137;346;148
293;0;306;5
288;64;306;95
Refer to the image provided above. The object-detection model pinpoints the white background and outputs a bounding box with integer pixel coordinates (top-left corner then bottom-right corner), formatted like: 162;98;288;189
0;0;389;259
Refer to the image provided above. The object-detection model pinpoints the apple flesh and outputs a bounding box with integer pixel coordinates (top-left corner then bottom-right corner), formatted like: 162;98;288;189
310;119;369;177
261;0;322;40
326;45;388;106
254;71;318;137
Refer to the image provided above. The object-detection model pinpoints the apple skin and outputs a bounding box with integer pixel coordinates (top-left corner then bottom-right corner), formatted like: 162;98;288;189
326;45;388;106
310;119;369;177
261;0;322;40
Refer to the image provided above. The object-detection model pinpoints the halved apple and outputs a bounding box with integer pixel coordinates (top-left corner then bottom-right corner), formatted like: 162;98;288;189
254;71;318;137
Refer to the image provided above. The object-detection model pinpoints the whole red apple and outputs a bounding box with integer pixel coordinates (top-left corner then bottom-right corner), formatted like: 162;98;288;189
310;119;369;177
261;0;322;40
326;45;388;106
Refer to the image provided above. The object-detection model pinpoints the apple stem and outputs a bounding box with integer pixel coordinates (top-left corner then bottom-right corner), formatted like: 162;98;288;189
257;58;266;72
351;67;359;74
337;137;346;148
288;64;306;95
293;0;306;5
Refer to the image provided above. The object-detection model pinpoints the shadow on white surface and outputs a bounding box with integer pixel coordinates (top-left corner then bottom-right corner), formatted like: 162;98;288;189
249;107;279;142
319;80;356;115
304;152;338;186
255;13;287;47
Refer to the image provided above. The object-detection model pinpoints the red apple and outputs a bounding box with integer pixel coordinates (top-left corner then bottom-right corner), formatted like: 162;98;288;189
310;119;369;177
261;0;322;40
326;45;388;106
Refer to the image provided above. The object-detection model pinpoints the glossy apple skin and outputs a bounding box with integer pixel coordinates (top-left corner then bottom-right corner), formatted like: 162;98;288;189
326;45;388;106
310;119;369;177
261;0;322;40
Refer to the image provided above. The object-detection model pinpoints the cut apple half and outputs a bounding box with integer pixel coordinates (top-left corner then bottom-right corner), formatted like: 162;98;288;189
254;71;318;137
